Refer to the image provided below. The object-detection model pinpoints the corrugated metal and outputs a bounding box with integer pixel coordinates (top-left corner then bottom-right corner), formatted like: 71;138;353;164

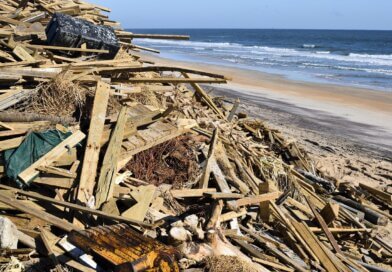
68;224;180;272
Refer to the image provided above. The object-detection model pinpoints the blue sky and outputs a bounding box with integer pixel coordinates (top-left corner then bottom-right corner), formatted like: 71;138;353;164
90;0;392;30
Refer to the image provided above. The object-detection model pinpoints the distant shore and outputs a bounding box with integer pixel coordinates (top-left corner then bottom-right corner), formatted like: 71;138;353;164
139;52;392;187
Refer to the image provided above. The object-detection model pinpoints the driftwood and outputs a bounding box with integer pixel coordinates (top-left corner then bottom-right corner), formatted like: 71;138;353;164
0;112;75;124
0;1;389;271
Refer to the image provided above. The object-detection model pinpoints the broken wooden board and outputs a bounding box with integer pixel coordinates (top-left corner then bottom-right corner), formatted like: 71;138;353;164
0;88;35;110
18;131;86;184
77;81;110;205
171;188;217;198
95;107;128;208
121;185;156;222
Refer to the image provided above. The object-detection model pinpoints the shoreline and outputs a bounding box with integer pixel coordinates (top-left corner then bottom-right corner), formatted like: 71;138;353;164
140;52;392;151
139;52;392;187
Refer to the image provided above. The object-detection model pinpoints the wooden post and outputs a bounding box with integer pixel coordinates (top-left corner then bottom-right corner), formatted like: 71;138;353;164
199;128;218;188
95;106;128;208
259;181;271;222
76;81;110;205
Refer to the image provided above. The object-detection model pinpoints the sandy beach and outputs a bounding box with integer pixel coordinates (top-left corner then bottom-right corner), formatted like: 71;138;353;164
140;52;392;188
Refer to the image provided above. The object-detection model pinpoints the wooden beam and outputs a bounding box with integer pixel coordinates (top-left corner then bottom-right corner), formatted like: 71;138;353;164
13;45;35;61
124;77;227;84
319;203;340;226
95;107;128;208
234;192;281;208
0;184;154;228
77;81;110;205
0;190;79;232
359;183;392;204
18;131;86;184
102;66;225;79
37;166;77;178
259;181;272;222
291;220;340;272
220;209;247;223
204;192;244;199
23;44;109;54
252;257;294;272
307;198;343;254
171;188;216;198
0;136;24;151
199;128;219;189
121;185;156;222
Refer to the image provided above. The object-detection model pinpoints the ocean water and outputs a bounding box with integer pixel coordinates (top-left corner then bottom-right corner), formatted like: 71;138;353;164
128;29;392;91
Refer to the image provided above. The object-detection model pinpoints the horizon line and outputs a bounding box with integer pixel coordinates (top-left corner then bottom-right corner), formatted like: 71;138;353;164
125;27;392;31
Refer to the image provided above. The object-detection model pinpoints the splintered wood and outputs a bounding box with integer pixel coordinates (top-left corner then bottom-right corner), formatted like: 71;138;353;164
0;0;390;272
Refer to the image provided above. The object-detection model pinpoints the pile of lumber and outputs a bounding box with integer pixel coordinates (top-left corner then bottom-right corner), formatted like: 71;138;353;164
0;1;390;271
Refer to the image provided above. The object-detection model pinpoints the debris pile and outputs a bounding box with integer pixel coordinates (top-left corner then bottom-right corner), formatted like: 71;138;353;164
0;1;390;271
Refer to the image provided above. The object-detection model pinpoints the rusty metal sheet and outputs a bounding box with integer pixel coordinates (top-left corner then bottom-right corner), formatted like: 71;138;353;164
68;224;180;272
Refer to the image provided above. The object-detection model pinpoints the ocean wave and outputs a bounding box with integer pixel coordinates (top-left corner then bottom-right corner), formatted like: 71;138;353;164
136;39;392;67
301;62;392;75
349;53;392;60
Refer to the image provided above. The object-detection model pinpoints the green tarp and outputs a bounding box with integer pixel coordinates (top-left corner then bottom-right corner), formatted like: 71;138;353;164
3;130;71;187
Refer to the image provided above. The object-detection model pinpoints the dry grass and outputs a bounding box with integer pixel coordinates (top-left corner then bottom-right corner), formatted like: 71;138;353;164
126;135;201;188
26;71;92;118
205;256;255;272
128;88;162;109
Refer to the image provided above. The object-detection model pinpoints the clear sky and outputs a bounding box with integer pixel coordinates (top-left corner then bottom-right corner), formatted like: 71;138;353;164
90;0;392;30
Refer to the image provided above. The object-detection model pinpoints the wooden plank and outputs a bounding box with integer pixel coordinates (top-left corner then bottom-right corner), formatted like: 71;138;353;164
40;229;65;272
34;177;74;189
18;131;86;184
204;192;244;199
13;45;35;61
199;128;219;188
220;209;247;222
259;181;272;222
124;77;226;84
252;257;294;272
0;136;23;151
240;225;309;272
291;220;339;272
121;185;156;221
234;192;281;208
0;128;27;137
0;190;79;232
309;227;367;233
23;44;109;54
0;184;154;228
37;166;77;179
77;81;110;205
171;188;216;198
359;183;392;204
270;202;319;263
95;107;128;208
307;198;343;254
319;203;340;226
0;121;14;130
